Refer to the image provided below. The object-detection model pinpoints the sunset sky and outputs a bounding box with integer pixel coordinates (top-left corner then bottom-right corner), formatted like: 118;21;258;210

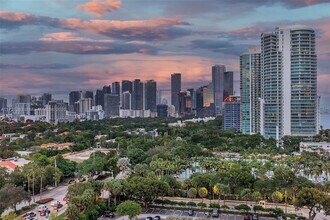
0;0;330;107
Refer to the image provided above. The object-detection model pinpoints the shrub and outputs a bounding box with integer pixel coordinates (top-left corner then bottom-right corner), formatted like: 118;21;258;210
234;204;251;211
187;201;197;207
197;202;207;208
209;203;220;208
178;201;187;206
253;205;265;212
221;205;230;210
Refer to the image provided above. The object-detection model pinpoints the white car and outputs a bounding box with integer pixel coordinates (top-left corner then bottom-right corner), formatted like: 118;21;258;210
38;205;47;212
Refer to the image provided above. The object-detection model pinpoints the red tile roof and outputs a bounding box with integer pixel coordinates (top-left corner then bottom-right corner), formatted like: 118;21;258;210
0;161;17;170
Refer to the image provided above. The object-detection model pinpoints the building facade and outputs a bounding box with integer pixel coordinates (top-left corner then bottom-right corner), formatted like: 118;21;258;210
223;96;241;131
212;65;226;116
171;73;181;113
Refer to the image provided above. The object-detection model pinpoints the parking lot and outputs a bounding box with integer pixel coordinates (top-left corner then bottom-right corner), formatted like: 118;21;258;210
142;208;275;220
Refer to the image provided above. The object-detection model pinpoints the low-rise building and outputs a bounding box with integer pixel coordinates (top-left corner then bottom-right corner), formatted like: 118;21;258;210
0;161;17;173
40;142;74;150
300;142;330;154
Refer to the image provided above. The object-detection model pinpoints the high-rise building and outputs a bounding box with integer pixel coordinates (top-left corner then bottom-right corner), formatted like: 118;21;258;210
41;93;52;106
104;94;120;117
157;104;168;117
240;48;262;134
81;91;93;100
45;100;67;124
95;89;104;108
156;90;162;105
178;91;192;116
0;97;7;114
261;26;317;140
223;96;241;131
203;83;214;108
132;79;144;110
79;98;93;114
112;82;120;95
224;71;234;100
122;80;133;93
212;65;226;116
187;88;196;111
69;91;80;113
171;73;181;113
144;80;157;112
121;91;131;110
103;85;111;94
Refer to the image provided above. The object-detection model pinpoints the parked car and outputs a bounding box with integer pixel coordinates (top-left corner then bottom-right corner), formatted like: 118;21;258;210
204;212;211;218
244;214;251;220
252;214;259;220
51;201;63;210
40;209;51;216
211;209;219;218
188;210;194;216
145;217;153;220
38;205;47;212
23;211;37;219
154;215;161;220
103;211;115;218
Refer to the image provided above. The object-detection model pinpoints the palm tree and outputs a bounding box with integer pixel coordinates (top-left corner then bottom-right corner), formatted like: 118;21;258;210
38;167;46;200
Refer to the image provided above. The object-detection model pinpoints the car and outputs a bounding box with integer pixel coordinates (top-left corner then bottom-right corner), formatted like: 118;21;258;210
22;211;37;219
154;215;161;220
252;214;258;220
38;205;47;212
51;201;63;210
204;212;211;218
188;210;194;216
244;214;251;220
211;209;219;218
145;217;153;220
40;209;51;216
103;211;115;218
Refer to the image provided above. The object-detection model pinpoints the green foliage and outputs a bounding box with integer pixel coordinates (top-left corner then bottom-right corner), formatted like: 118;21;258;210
235;204;251;212
209;203;220;208
188;188;198;200
116;200;142;220
0;184;30;212
187;201;197;207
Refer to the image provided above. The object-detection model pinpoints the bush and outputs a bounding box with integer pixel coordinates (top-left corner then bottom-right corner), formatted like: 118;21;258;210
154;199;163;204
209;203;220;208
187;201;197;207
197;202;207;208
170;200;178;205
36;198;54;204
253;205;265;212
162;199;171;205
221;205;230;210
234;204;251;211
178;201;187;206
273;208;284;215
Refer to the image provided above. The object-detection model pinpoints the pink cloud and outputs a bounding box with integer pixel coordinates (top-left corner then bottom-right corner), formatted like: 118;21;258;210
77;0;121;17
39;32;113;42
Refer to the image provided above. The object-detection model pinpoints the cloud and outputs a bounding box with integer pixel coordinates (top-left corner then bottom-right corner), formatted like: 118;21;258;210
0;41;159;55
0;63;73;69
190;39;252;56
0;11;191;41
39;32;113;42
77;0;121;17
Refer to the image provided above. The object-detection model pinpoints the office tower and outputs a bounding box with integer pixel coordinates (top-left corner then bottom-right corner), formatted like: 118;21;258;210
112;82;120;95
212;65;226;116
203;83;214;107
187;88;196;110
171;73;181;112
122;80;133;93
121;91;131;110
95;89;104;108
224;71;234;100
196;87;204;111
144;80;157;112
104;94;120;117
240;48;262;134
69;91;80;113
79;98;93;114
261;26;317;140
45;100;67;124
178;91;192;115
0;97;7;113
157;104;168;117
81;91;93;99
103;85;111;94
41;93;52;106
132;79;144;110
17;94;31;103
223;96;241;131
156;90;162;105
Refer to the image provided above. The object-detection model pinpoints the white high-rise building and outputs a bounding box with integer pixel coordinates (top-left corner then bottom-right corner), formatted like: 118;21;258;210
45;100;67;124
261;26;317;140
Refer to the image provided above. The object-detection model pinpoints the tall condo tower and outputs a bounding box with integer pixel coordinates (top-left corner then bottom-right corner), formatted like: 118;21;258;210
171;73;181;113
212;65;226;116
261;26;317;140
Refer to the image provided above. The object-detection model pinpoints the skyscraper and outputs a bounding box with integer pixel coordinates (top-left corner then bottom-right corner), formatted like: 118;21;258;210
104;94;120;117
69;91;80;113
171;73;181;112
212;65;226;116
112;82;120;95
41;93;52;106
144;80;157;112
223;96;241;131
95;89;104;108
240;48;262;134
122;80;133;93
103;85;111;94
261;26;317;140
223;71;234;100
0;97;7;114
121;91;131;110
132;79;144;110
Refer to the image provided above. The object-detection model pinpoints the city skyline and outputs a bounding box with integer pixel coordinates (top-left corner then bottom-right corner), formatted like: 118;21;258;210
1;1;330;108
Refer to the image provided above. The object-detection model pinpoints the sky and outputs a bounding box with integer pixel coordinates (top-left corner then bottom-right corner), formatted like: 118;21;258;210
0;0;330;108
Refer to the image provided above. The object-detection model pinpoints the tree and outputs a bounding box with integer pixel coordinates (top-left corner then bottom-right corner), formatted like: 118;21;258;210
240;188;251;204
106;179;126;206
66;204;81;220
251;191;262;204
271;191;283;206
1;211;18;220
295;187;326;220
188;188;197;201
198;187;208;202
117;158;132;178
0;184;30;212
116;200;142;220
